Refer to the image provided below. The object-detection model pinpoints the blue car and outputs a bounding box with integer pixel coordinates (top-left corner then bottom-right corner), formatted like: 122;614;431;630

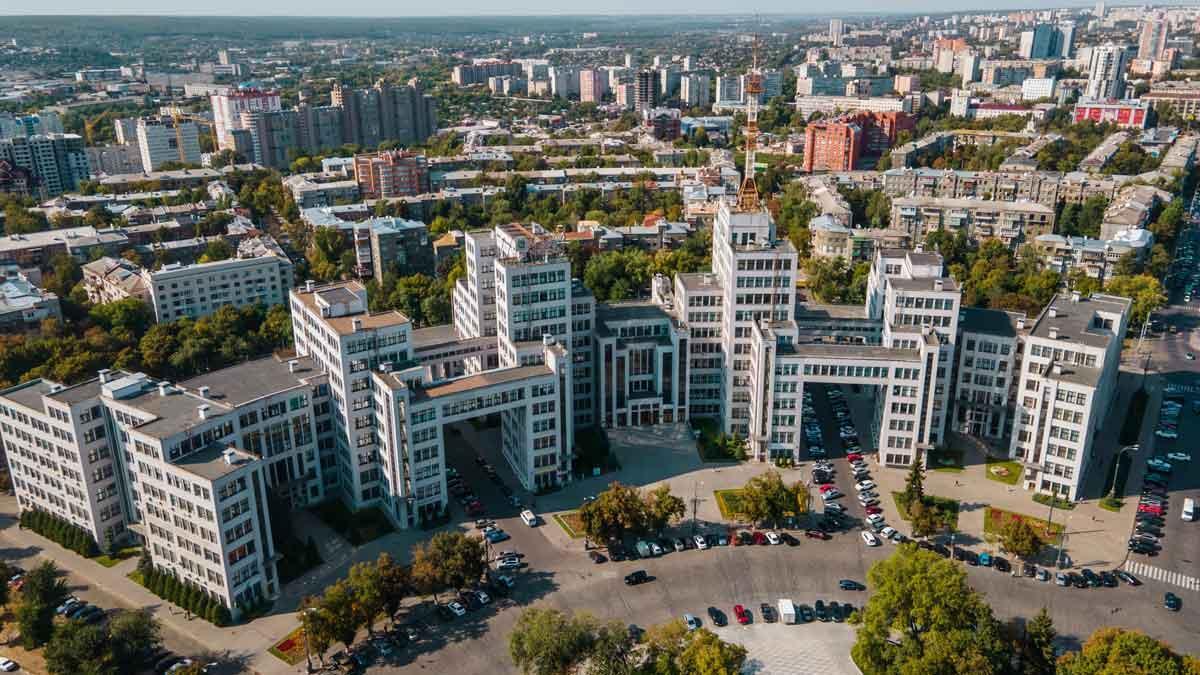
485;529;510;543
978;552;992;567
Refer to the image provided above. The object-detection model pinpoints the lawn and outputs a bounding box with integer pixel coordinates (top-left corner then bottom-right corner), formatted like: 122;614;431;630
983;506;1063;546
892;492;960;531
311;501;394;546
714;489;746;520
927;446;965;473
985;457;1023;486
1099;497;1123;513
93;545;141;568
1032;493;1075;511
553;511;585;539
269;625;308;665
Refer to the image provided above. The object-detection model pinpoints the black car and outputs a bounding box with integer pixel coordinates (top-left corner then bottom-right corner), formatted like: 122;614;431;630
1070;573;1088;589
953;548;968;562
781;532;801;547
1080;569;1101;587
707;607;727;627
1022;563;1036;577
1165;592;1182;611
760;603;776;623
965;551;979;566
795;604;812;623
842;602;856;619
1116;570;1141;586
814;600;829;622
1100;571;1118;588
608;546;626;562
994;557;1010;573
1136;525;1163;537
838;579;865;591
623;570;649;585
933;544;951;558
829;601;844;623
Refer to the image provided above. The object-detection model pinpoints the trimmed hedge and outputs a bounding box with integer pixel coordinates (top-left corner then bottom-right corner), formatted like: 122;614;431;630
137;564;233;626
19;509;100;557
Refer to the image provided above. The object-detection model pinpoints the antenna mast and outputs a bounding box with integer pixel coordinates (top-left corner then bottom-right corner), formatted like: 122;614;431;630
737;35;763;211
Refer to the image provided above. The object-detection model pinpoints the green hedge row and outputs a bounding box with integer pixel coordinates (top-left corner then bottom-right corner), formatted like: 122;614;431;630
19;509;100;557
138;564;233;627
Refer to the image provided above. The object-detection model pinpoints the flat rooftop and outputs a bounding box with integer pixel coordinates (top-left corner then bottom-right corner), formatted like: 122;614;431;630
597;301;674;323
960;307;1025;338
785;342;922;362
0;380;56;412
416;364;554;400
179;354;322;407
1029;293;1132;349
173;444;258;482
795;303;871;321
411;324;461;350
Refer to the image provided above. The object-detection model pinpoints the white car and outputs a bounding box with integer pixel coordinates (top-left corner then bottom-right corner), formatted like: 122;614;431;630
866;513;885;526
766;531;782;545
496;557;521;571
861;531;880;546
855;480;876;492
650;542;664;556
447;601;467;617
880;526;898;541
474;590;491;605
821;489;842;500
1167;452;1191;462
824;503;846;514
0;658;17;672
684;613;701;630
694;534;709;550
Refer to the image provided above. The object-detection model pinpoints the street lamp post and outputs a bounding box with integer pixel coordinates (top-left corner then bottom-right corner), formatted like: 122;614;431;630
1108;445;1140;501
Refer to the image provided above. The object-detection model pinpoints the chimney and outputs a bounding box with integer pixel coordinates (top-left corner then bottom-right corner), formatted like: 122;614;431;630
1052;363;1064;375
934;279;944;291
1071;290;1081;303
198;386;210;398
288;359;299;373
1048;328;1058;339
158;383;169;397
1017;318;1026;331
543;334;555;347
352;317;363;332
1048;307;1058;318
198;404;210;420
305;279;315;292
222;448;236;465
98;369;112;384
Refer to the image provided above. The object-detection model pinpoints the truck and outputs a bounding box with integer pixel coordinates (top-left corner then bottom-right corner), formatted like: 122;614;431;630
777;598;797;625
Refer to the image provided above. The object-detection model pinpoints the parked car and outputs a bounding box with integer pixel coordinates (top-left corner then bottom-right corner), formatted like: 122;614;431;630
734;604;750;625
496;557;521;571
879;526;897;541
765;531;782;546
804;529;830;540
1036;568;1050;582
866;513;885;526
838;579;865;591
759;603;775;623
1165;592;1182;611
0;658;17;672
861;531;880;546
683;614;701;630
1116;570;1141;586
707;606;727;627
751;531;767;546
624;570;649;586
855;480;876;492
798;604;815;623
814;600;829;622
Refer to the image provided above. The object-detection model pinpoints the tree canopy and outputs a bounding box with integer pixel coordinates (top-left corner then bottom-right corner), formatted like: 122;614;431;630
1057;627;1200;675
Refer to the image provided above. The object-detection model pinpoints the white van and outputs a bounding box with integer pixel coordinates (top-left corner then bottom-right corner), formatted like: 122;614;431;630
1183;498;1196;522
520;509;539;527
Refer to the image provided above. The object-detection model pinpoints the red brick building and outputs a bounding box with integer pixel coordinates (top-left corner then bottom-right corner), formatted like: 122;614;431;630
802;111;914;172
354;150;430;200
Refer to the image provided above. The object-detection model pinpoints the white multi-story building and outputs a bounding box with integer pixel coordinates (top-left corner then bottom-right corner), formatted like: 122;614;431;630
135;117;202;172
1086;44;1128;100
0;353;336;617
681;74;711;108
1009;292;1130;501
143;237;294;322
955;308;1027;443
210;89;282;151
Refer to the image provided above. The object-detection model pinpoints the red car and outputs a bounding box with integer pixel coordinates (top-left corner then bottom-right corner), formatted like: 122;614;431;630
819;484;837;493
804;530;829;540
865;505;883;515
847;453;863;462
734;604;750;625
752;531;767;545
1138;504;1164;515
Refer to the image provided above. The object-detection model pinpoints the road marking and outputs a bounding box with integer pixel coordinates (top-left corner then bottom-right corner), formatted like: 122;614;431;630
1123;560;1200;592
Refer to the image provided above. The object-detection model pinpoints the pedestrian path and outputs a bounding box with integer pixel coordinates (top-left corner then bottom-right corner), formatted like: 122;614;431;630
1123;560;1200;591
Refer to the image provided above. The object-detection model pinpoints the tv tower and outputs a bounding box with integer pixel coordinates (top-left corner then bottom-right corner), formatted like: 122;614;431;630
737;36;763;212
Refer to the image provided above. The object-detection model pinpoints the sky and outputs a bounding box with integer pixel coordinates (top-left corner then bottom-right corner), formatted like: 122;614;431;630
1;1;1114;18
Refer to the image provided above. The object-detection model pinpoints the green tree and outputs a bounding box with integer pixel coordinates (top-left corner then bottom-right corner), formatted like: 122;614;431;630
44;619;116;675
410;531;487;601
18;561;69;648
577;482;647;544
904;450;925;505
642;484;686;536
319;579;360;652
346;558;385;636
1105;274;1167;328
1058;627;1200;675
999;517;1043;559
677;628;749;675
300;597;333;668
197;239;234;263
507;607;596;675
737;470;799;527
1020;607;1056;675
851;546;1008;675
376;552;408;629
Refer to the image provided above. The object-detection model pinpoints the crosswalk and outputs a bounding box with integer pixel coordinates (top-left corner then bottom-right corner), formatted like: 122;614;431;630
1123;560;1200;592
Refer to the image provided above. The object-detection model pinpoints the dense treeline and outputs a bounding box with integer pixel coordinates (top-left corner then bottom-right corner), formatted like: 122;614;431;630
19;509;100;557
136;552;233;626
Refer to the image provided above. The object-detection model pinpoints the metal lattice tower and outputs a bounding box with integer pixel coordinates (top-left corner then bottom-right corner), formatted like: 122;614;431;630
737;36;763;212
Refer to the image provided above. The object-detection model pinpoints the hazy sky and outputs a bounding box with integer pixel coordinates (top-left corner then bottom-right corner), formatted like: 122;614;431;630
3;1;1104;17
